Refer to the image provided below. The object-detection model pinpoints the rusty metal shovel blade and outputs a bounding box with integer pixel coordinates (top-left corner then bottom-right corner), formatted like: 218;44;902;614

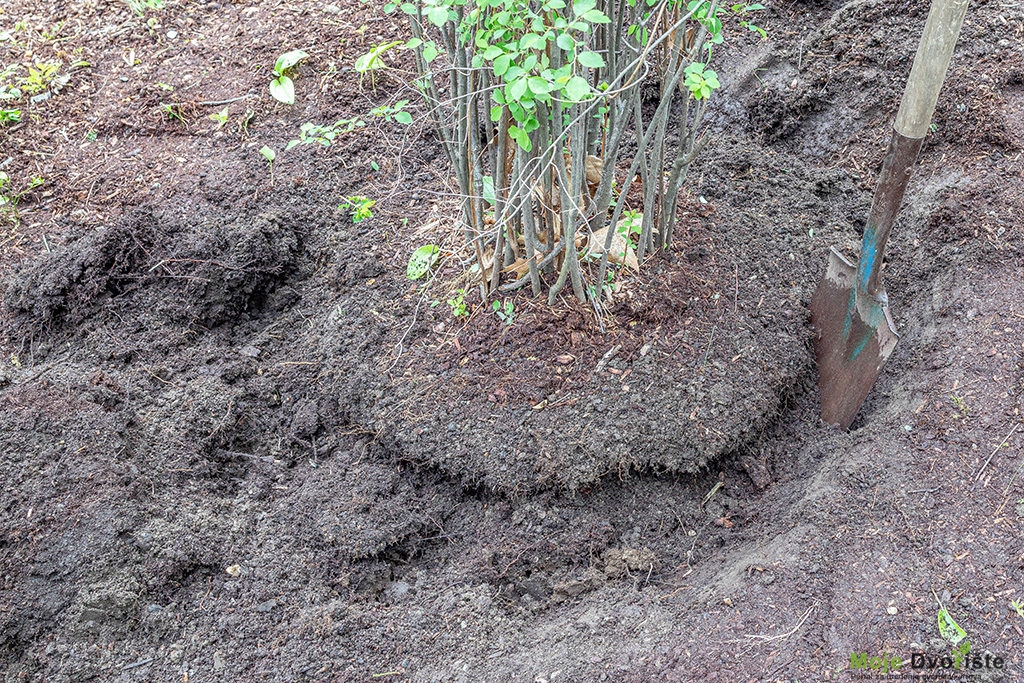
809;0;968;429
810;248;899;429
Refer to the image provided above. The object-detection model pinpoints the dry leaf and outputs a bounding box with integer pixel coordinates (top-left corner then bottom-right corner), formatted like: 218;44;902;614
588;226;639;271
501;257;531;278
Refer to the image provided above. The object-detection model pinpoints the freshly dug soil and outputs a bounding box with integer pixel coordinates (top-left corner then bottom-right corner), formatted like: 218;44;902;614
1;0;1023;680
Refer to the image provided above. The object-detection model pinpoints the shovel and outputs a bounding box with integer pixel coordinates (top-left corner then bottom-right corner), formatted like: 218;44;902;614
810;0;969;429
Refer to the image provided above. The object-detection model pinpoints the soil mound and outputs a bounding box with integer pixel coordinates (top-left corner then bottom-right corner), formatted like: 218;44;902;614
4;208;304;331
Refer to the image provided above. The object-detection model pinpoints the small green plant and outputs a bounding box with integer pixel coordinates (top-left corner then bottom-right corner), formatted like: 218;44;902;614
354;41;401;84
259;145;275;184
370;100;413;125
492;299;515;326
937;606;971;669
156;82;174;91
0;173;45;225
208;105;229;129
125;0;165;14
339;196;375;223
0;108;20;124
1011;599;1024;619
617;209;642;248
407;244;440;280
238;109;254;134
160;102;185;123
17;61;61;95
269;49;309;105
84;129;97;141
601;268;616;298
447;289;469;319
951;394;969;416
285;119;365;149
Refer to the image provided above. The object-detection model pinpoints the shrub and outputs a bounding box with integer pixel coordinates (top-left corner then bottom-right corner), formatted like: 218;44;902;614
390;0;764;308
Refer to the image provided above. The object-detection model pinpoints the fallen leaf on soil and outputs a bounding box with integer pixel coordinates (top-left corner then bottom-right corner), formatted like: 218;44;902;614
588;226;639;271
502;257;531;278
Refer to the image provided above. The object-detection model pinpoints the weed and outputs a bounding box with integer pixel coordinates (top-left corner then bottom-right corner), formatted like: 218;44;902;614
125;0;165;15
0;173;45;225
407;244;440;280
84;129;97;141
160;102;185;123
951;394;969;416
286;119;365;149
0;108;20;124
370;99;413;125
16;62;61;95
208;106;229;129
354;41;401;85
238;109;255;134
339;196;375;223
937;606;971;668
259;145;275;185
447;289;469;319
492;299;515;326
156;82;174;91
269;49;309;105
1011;599;1024;619
617;209;642;248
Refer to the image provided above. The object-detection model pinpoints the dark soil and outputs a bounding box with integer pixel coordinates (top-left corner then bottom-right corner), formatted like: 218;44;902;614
1;0;1023;681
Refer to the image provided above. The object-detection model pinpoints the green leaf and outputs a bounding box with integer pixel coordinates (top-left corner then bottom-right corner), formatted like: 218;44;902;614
269;76;295;104
482;44;504;60
509;76;528;101
427;6;448;27
508;125;532;151
259;145;275;162
422;42;439;62
285;140;300;151
527;76;551;94
573;0;597;14
274;49;308;75
563;75;590;101
490;105;503;122
482;175;496;204
938;608;968;647
405;37;423;50
493;53;512;76
556;33;574;51
520;33;541;50
400;2;417;13
582;9;610;23
576;51;605;68
406;244;440;280
395;111;413;124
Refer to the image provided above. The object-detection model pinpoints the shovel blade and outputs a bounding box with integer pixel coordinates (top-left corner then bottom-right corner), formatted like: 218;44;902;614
810;248;899;429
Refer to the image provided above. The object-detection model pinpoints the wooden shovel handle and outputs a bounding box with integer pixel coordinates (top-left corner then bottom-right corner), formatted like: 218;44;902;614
895;0;970;139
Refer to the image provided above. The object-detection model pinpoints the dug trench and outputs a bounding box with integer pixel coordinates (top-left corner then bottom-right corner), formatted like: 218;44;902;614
2;0;1023;680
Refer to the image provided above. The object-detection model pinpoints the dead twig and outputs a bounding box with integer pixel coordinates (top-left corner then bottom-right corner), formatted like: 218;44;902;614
744;604;815;641
976;422;1021;481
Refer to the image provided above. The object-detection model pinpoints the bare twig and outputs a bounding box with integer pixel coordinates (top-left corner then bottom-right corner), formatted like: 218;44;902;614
744;604;815;641
976;422;1021;481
